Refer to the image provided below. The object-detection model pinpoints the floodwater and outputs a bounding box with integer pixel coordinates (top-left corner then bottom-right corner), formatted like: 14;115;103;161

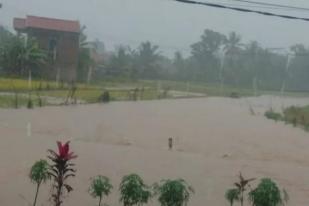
1;95;309;206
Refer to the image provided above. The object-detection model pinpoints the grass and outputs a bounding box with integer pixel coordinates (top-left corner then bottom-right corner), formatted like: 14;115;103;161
264;109;283;122
40;88;160;103
0;77;98;91
141;80;309;97
0;94;46;108
265;105;309;131
0;77;309;108
283;106;309;129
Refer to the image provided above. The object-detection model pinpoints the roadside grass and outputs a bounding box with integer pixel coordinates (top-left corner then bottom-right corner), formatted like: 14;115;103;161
264;105;309;131
141;80;309;97
0;78;97;91
1;77;309;108
0;94;46;108
264;109;283;122
283;106;309;129
40;88;160;103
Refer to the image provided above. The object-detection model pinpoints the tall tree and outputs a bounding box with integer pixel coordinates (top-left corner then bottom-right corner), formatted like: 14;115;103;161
190;29;226;82
136;41;161;79
224;32;243;86
77;26;95;82
0;36;46;76
289;44;309;90
173;51;187;80
106;45;133;78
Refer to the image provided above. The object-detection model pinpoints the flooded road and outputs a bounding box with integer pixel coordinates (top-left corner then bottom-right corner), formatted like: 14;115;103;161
1;96;309;206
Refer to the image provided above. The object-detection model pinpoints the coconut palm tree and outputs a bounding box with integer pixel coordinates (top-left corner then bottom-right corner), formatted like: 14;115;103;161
77;26;95;82
224;32;242;55
0;36;46;76
136;41;161;79
19;37;46;76
224;32;243;86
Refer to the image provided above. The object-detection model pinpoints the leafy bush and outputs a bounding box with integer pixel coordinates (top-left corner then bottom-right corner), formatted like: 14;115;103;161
230;92;240;98
154;179;194;206
89;175;113;206
227;173;255;206
225;188;240;206
29;160;50;206
99;91;110;103
249;178;288;206
265;109;282;121
27;96;33;109
119;174;151;206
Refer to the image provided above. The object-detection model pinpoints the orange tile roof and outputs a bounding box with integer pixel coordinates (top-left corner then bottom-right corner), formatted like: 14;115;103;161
14;15;80;33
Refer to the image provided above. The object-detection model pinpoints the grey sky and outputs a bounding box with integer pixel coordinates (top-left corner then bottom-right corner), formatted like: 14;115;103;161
1;0;309;56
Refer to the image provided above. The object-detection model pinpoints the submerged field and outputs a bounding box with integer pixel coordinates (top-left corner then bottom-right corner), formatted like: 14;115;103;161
1;96;309;205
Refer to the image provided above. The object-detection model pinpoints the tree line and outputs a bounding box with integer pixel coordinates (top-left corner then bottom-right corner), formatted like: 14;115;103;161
1;25;309;92
101;30;309;92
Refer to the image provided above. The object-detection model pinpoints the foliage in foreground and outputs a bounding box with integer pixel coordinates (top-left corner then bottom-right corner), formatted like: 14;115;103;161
225;188;240;206
264;109;282;122
225;174;288;206
154;179;194;206
29;159;50;206
89;175;113;206
47;141;77;206
249;178;288;206
119;174;152;206
283;106;309;129
225;173;255;206
265;105;309;132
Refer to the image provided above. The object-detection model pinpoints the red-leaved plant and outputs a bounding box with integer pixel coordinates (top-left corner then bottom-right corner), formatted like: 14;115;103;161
48;141;77;206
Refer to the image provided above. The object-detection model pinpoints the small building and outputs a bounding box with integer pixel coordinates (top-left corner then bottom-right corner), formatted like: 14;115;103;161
13;15;80;82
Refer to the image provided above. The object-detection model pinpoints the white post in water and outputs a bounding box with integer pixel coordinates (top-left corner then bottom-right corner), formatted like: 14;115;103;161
27;122;32;137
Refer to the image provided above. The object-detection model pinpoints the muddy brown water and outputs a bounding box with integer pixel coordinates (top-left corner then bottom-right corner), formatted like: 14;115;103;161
1;95;309;206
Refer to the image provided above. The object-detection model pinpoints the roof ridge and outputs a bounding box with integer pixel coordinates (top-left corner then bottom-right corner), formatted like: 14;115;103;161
26;15;79;23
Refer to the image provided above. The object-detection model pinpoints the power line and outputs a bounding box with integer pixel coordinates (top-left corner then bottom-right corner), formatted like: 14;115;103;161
226;0;309;12
173;0;309;22
220;3;308;11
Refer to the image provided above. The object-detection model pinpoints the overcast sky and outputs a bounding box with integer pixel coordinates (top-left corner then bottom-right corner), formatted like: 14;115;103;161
1;0;309;56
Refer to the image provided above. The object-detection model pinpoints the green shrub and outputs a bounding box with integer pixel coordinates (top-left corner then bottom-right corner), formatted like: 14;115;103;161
154;179;194;206
29;160;50;206
226;173;255;206
225;188;240;206
27;96;33;109
89;175;113;206
249;178;288;206
119;174;151;206
265;109;282;121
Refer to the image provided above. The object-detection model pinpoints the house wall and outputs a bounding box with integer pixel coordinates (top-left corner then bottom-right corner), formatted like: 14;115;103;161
28;28;79;82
